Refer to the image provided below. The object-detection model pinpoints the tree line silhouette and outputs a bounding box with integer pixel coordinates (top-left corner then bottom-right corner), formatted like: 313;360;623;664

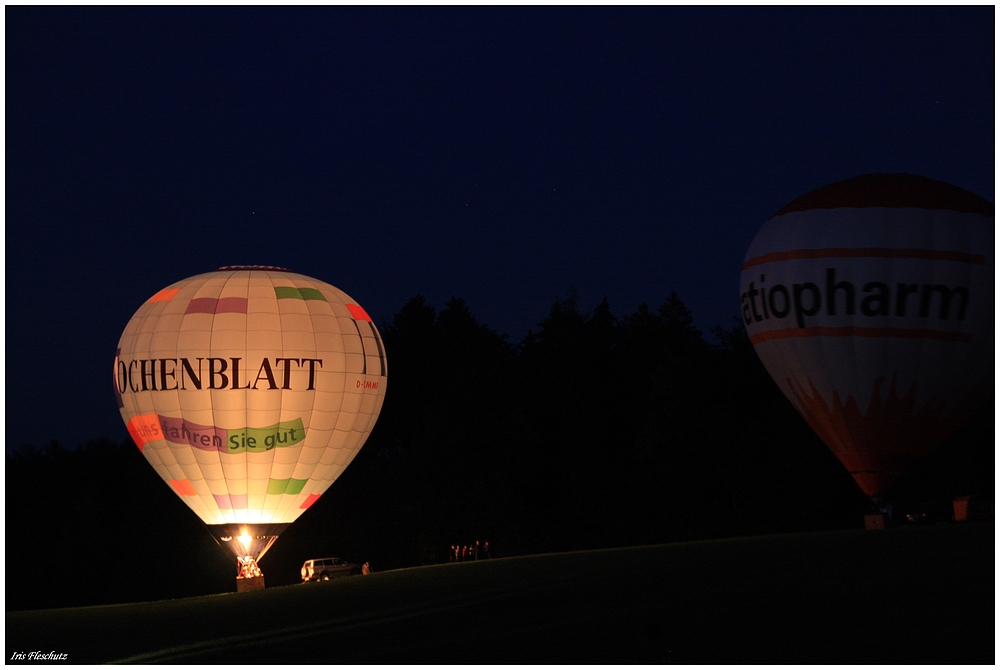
7;291;993;611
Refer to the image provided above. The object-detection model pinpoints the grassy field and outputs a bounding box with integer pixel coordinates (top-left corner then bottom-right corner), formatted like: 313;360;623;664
6;522;993;664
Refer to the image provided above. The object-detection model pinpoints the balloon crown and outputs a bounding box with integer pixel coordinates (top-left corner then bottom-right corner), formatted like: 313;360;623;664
215;265;293;272
771;173;993;218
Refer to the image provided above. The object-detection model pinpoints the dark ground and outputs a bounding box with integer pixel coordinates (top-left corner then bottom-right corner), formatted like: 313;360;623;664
6;522;994;664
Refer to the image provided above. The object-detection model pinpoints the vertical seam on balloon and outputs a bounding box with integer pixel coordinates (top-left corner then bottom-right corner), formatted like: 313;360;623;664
266;270;283;524
214;271;238;525
323;304;352;497
369;321;387;377
131;306;152;454
291;275;319;522
351;319;368;375
165;281;202;521
227;270;246;523
233;269;252;524
146;297;187;494
351;318;372;457
355;319;383;459
282;274;309;521
275;273;307;522
135;295;161;424
291;277;324;522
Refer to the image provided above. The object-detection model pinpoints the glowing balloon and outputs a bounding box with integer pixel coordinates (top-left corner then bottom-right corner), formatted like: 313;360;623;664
114;266;387;579
739;174;993;497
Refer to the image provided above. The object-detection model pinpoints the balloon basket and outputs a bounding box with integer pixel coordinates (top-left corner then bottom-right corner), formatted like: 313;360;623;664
864;513;888;530
236;575;265;592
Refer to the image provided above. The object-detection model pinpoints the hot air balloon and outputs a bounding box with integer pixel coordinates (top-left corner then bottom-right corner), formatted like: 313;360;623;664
114;266;387;588
739;174;993;510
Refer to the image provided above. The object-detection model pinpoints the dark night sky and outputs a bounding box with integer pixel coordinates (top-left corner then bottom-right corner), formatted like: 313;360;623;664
5;6;994;451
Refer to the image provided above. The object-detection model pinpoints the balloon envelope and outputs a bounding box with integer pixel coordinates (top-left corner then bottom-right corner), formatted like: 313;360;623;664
740;174;993;496
114;266;387;556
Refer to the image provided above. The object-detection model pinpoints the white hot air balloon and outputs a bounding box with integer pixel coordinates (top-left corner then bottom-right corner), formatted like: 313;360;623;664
114;266;387;587
740;174;993;501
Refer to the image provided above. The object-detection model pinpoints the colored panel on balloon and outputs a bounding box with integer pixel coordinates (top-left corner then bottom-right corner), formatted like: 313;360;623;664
148;288;180;303
228;494;249;510
300;493;321;510
266;478;308;495
185;297;249;314
274;286;328;301
226;418;306;453
186;298;221;314
217;297;250;313
346;304;372;321
299;288;327;301
169;479;197;496
159;416;228;452
213;494;234;509
127;413;163;450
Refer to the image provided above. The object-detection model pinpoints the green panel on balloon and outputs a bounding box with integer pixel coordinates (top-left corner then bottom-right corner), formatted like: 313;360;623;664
267;477;308;495
226;418;305;453
274;286;327;301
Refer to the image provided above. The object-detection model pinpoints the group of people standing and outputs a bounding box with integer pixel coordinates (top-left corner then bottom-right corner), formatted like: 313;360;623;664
450;541;491;562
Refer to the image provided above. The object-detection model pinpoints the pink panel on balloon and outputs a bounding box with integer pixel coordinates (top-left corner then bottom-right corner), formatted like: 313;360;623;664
185;297;249;314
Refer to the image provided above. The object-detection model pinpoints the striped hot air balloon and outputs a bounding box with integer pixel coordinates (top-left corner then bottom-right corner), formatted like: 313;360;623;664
739;174;993;499
114;266;387;586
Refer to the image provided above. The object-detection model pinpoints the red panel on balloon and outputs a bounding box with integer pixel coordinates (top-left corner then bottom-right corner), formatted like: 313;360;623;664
299;494;321;510
127;413;163;451
148;288;180;303
346;304;372;322
169;479;197;496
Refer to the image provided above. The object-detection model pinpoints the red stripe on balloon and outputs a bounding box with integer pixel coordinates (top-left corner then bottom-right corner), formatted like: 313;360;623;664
751;326;972;344
742;247;987;271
